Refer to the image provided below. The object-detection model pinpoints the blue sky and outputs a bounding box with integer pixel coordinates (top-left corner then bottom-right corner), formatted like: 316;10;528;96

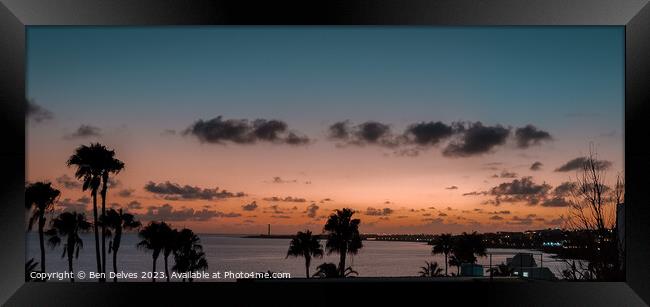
27;27;623;133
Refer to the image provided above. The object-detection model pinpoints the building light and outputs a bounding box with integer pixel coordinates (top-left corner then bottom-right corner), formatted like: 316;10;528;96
523;272;529;277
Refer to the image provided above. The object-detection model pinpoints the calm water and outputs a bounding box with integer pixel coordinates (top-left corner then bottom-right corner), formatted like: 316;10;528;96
27;233;569;281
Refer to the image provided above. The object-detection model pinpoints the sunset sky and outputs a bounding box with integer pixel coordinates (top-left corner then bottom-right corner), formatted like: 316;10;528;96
26;26;624;234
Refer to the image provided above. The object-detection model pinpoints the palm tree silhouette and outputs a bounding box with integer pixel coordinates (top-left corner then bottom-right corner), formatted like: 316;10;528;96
101;208;141;282
25;258;39;282
46;211;91;282
173;228;208;282
25;182;60;275
97;146;124;277
312;262;358;278
162;227;178;282
419;261;444;277
449;254;462;275
448;232;487;276
323;208;363;277
431;233;454;276
137;221;171;282
453;231;487;265
67;143;106;280
286;230;324;278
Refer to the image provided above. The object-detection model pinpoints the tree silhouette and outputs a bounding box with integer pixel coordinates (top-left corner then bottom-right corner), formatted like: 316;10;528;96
564;147;624;281
162;227;178;282
431;233;454;276
67;143;106;280
419;261;444;277
97;146;124;277
449;254;462;275
137;221;171;282
452;232;487;265
286;230;324;278
25;182;60;275
101;208;141;282
323;208;363;277
46;212;91;282
312;262;358;278
172;228;208;282
25;258;39;282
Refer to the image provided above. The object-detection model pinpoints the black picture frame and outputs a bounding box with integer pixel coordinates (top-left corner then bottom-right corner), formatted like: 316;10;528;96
1;0;649;306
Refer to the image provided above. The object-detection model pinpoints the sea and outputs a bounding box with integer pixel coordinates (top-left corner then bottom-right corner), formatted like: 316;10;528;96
27;233;572;282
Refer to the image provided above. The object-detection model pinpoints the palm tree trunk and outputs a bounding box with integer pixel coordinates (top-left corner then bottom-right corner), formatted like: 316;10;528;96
91;190;102;282
444;253;448;276
38;215;46;274
164;255;170;282
152;256;157;282
305;257;311;278
100;181;108;279
68;255;74;282
113;248;118;282
339;246;347;277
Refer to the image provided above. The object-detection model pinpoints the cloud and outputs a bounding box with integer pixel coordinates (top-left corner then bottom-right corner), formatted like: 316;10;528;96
270;177;297;184
463;191;488;196
56;174;81;189
126;200;142;210
365;207;394;216
488;177;552;206
495;170;518;178
539;182;576;207
439;213;448;217
328;120;551;158
555;157;612;172
76;196;90;204
422;217;444;224
487;210;511;215
142;204;240;221
241;201;258;211
445;186;459;190
508;215;534;225
271;215;291;219
530;161;543;171
56;198;88;214
305;203;319;218
403;121;455;146
473;177;577;208
263;196;307;203
144;181;245;201
27;100;54;123
266;204;289;214
489;215;504;220
320;198;333;203
328;121;399;147
184;116;309;146
552;182;576;197
64;124;102;139
514;125;552;148
443;122;510;157
218;212;242;218
117;188;135;197
540;197;571;207
546;217;565;226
